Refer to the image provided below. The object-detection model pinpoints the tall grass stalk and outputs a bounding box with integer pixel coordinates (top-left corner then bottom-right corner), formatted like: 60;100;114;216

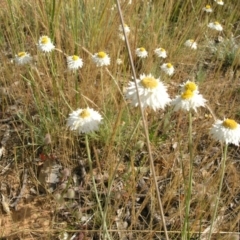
182;110;194;240
115;1;169;239
207;144;228;240
85;134;111;240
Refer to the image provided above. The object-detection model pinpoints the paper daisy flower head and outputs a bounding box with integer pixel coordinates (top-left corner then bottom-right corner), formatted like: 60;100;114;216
66;107;102;134
154;48;167;58
67;55;83;70
184;39;197;50
161;63;175;76
210;119;240;146
208;22;223;31
38;35;55;53
125;74;171;111
92;51;110;67
202;5;213;13
171;89;206;112
180;80;198;93
118;24;130;41
135;47;148;58
15;51;32;65
119;24;130;34
214;0;224;5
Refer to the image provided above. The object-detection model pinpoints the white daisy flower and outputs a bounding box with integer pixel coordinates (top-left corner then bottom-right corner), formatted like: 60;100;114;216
92;51;110;67
161;63;175;76
118;24;130;41
171;90;206;112
15;51;32;65
119;24;130;34
125;74;171;111
66;108;102;134
214;0;224;5
180;80;198;93
184;39;197;50
208;22;223;31
135;47;148;58
154;48;167;58
202;5;213;13
210;119;240;146
37;35;55;53
67;55;83;70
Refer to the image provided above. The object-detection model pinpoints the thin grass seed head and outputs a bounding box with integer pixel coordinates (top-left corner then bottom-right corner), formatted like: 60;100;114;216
125;74;171;111
161;63;175;76
15;51;32;65
66;108;102;134
203;5;213;12
154;48;167;58
208;22;223;31
210;119;240;145
92;51;110;67
67;55;83;70
38;35;55;52
135;47;148;58
184;39;197;50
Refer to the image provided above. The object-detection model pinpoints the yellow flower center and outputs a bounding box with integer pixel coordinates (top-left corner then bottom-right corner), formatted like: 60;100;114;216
184;82;197;92
222;119;238;129
206;5;211;9
124;24;128;28
141;77;158;89
181;90;194;99
72;55;79;61
139;47;146;52
18;52;26;57
97;52;106;58
189;39;194;43
167;63;172;68
80;109;90;118
41;36;49;44
160;48;165;52
214;21;220;25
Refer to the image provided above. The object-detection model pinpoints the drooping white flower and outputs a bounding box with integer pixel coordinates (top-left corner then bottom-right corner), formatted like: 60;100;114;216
161;63;175;76
92;51;110;67
202;4;213;13
154;48;167;58
37;35;55;53
14;52;32;65
210;119;240;145
208;22;223;31
67;55;83;70
66;108;102;134
184;39;197;50
135;47;148;58
214;0;224;5
125;74;171;111
171;89;206;112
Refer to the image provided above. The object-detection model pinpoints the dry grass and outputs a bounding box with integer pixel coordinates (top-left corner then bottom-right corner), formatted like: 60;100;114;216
0;0;240;239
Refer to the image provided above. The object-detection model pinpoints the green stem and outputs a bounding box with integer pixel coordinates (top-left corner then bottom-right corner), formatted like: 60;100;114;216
182;110;193;240
85;135;111;240
207;144;228;240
